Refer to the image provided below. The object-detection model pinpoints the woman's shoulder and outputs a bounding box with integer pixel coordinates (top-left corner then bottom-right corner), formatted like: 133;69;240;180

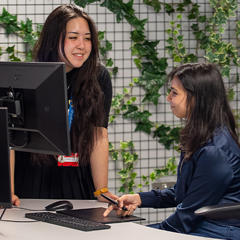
213;127;240;157
194;128;240;162
97;65;112;88
97;64;108;73
97;65;111;79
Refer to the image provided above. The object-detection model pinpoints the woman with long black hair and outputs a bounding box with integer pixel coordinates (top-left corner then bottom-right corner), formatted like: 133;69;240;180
12;4;115;204
104;63;240;240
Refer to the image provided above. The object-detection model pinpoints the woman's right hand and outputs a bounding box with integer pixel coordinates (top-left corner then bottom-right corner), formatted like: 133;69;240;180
12;193;20;206
103;193;141;217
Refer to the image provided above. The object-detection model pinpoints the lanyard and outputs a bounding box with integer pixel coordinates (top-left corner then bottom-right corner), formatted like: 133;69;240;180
57;98;78;167
68;99;74;130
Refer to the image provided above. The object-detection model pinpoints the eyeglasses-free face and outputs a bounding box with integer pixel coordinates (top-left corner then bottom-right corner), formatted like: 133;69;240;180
167;76;187;119
61;17;92;72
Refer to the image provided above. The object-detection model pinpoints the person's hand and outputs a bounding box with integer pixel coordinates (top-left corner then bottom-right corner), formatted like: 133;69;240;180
12;193;20;206
103;194;141;217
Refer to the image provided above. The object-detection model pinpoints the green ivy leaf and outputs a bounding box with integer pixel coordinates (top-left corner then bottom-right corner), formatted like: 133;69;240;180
153;125;180;149
20;18;33;33
198;16;207;23
120;141;129;150
165;4;175;15
74;0;100;7
112;66;118;75
133;58;142;69
106;58;113;67
119;186;126;193
101;0;132;23
188;3;199;19
150;172;156;181
9;54;21;62
131;172;137;179
0;8;19;34
131;29;145;42
111;151;119;161
98;31;105;41
143;0;161;13
135;120;153;134
6;46;15;54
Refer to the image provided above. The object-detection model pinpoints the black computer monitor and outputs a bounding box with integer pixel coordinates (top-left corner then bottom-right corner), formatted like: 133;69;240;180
0;61;71;155
0;61;71;208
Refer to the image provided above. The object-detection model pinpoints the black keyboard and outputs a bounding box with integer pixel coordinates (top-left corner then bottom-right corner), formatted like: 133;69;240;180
25;212;111;231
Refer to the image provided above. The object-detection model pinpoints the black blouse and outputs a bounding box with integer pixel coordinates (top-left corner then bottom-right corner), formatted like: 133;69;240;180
14;66;112;199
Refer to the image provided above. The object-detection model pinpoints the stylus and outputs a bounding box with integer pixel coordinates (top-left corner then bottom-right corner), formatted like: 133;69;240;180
101;194;128;211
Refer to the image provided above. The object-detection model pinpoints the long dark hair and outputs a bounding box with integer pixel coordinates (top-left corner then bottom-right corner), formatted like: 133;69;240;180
168;63;239;159
33;4;105;165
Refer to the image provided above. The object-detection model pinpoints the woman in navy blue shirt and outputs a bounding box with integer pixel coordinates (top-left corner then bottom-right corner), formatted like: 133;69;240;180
104;63;240;240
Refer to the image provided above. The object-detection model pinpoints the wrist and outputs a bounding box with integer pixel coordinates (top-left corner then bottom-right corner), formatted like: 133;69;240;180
136;194;142;207
94;187;108;197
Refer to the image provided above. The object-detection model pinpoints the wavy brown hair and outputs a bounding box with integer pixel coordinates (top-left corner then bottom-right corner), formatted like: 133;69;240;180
168;63;239;159
32;4;104;165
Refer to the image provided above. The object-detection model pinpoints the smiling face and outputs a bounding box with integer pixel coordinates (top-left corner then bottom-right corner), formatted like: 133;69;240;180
167;77;187;119
61;17;92;72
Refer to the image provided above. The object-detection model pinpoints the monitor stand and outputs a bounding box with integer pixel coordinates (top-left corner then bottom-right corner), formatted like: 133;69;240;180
0;107;12;208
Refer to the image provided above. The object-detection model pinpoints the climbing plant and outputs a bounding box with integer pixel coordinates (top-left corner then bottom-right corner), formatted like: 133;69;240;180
0;7;41;61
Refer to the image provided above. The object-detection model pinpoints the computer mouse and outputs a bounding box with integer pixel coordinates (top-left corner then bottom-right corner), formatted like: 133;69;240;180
45;200;73;211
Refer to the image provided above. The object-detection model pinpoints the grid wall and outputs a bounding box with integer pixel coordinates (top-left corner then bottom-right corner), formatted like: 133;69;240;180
0;0;239;225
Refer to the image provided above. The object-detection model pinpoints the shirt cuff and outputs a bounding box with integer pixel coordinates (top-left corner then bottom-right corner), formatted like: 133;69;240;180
139;191;158;208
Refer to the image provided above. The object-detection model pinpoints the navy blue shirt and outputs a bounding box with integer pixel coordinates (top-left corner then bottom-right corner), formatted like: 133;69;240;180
139;127;240;233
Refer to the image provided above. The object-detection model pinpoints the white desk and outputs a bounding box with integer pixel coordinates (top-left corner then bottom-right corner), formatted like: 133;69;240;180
0;199;219;240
